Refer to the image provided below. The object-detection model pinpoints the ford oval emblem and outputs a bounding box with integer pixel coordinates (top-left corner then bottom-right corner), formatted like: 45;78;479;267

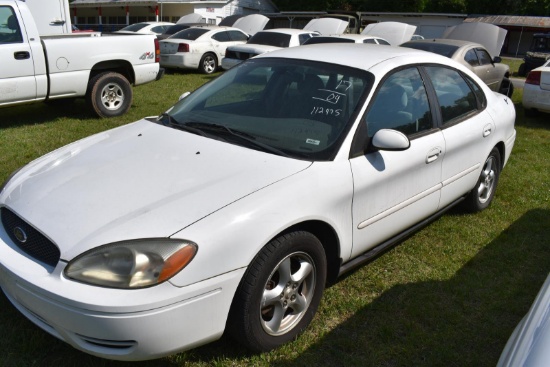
13;227;27;243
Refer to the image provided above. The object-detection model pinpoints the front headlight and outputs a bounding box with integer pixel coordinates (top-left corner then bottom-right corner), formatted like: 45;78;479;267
65;239;197;289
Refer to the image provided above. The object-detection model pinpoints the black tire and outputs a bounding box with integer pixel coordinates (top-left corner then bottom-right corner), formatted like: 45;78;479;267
499;78;514;97
518;63;526;77
227;231;327;352
463;147;501;212
199;53;217;74
86;72;132;118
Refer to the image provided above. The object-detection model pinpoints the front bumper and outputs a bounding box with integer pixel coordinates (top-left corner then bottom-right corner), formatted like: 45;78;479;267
0;224;244;361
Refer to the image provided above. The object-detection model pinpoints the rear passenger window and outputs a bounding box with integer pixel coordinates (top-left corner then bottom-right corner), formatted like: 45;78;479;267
228;30;248;42
424;66;478;125
365;67;433;137
212;31;230;42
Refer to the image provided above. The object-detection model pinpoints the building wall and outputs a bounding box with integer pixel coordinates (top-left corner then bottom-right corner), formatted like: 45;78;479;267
72;0;277;30
360;13;466;38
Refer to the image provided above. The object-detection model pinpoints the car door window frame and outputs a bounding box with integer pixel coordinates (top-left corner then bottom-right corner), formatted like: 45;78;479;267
0;6;23;44
349;65;438;158
420;64;487;129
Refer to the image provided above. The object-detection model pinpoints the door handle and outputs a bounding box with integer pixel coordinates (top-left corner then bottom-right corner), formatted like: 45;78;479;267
426;147;442;164
14;51;30;60
483;124;492;137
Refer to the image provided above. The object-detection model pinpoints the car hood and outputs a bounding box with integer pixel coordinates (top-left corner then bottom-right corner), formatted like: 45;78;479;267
304;18;349;35
442;22;507;59
176;13;203;24
361;21;417;46
0;120;311;260
233;14;269;36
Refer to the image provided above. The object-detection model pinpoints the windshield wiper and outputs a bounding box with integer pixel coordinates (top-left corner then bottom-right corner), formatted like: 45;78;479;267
157;113;209;138
184;122;290;157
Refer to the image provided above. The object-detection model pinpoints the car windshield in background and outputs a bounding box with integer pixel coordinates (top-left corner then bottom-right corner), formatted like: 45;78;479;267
401;42;459;58
158;58;373;161
305;37;355;44
119;23;147;32
170;28;209;40
247;32;292;48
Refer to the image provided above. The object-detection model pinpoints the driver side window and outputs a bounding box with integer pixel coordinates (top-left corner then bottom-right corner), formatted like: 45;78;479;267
365;67;433;137
0;6;23;44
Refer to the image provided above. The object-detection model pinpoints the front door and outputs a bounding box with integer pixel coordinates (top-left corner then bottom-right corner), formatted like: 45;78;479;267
0;5;36;105
350;66;444;258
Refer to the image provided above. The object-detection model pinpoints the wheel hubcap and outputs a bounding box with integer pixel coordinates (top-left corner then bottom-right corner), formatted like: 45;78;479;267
260;252;316;336
204;57;215;73
100;83;124;111
477;156;496;203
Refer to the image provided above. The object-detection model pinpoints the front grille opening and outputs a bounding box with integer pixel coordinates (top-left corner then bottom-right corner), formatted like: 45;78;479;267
0;207;61;267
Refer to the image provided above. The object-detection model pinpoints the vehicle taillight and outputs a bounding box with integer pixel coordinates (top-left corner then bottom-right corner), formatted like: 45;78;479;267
154;38;160;63
178;43;190;53
525;71;541;86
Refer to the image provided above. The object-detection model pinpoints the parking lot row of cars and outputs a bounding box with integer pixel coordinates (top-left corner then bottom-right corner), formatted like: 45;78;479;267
122;20;515;102
2;10;547;365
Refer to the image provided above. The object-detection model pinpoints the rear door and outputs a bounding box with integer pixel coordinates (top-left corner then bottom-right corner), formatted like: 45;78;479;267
0;4;37;105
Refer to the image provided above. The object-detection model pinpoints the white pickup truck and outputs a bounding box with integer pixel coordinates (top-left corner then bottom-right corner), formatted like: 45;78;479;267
0;0;163;117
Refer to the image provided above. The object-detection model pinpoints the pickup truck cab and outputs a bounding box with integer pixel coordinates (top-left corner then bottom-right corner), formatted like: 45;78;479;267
0;0;163;117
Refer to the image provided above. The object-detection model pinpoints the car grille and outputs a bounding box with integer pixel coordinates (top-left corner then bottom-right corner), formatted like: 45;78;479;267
225;50;257;61
0;207;60;267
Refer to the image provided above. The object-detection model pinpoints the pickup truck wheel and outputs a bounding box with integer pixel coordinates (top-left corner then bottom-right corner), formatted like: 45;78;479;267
199;53;217;74
227;231;326;352
87;72;132;118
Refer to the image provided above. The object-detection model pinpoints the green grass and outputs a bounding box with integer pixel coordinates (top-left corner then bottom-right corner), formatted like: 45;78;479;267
502;57;525;78
1;72;549;367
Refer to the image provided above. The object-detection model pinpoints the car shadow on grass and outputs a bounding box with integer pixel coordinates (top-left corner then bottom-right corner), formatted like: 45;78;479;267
1;209;547;366
269;209;550;367
0;100;98;128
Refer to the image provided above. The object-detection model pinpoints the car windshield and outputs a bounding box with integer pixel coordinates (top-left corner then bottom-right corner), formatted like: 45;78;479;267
247;32;292;47
157;58;373;161
401;42;459;58
164;24;192;35
170;28;209;40
120;23;148;32
304;37;354;45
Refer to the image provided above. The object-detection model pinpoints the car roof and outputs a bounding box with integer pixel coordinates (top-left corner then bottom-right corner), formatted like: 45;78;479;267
403;38;484;49
256;43;447;71
320;34;383;41
256;28;317;35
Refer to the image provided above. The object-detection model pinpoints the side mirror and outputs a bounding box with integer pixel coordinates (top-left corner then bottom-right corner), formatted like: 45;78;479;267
372;129;410;151
493;56;502;63
178;91;191;101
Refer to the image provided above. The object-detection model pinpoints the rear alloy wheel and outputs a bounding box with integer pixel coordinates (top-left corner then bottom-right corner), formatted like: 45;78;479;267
199;53;218;74
227;231;326;352
464;147;501;212
86;72;132;118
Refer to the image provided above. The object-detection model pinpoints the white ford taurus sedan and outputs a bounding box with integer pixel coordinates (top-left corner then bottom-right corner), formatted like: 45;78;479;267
0;44;516;361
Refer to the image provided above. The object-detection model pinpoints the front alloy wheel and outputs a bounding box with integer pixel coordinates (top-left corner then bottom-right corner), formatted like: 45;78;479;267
260;252;316;336
227;231;326;352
